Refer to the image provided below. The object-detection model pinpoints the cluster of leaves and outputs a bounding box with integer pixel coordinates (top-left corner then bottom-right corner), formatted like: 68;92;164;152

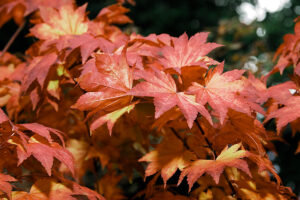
0;0;299;199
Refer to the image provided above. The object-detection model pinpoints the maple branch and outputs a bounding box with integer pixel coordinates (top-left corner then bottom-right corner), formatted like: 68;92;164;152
0;21;26;59
170;125;239;197
170;128;189;150
222;170;238;197
194;119;216;158
82;111;100;192
194;119;239;198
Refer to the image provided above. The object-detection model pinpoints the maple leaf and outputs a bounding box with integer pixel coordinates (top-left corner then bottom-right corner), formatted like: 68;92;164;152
112;34;162;70
0;0;75;27
269;21;300;76
242;73;269;104
129;69;212;128
157;32;222;73
30;4;88;41
0;173;16;199
187;62;264;123
0;109;75;176
267;81;297;104
178;143;251;191
139;131;196;186
12;178;74;200
73;87;129;112
15;135;74;176
265;96;300;133
25;0;75;15
152;107;183;130
19;123;65;144
12;178;105;200
68;33;115;63
86;4;132;43
246;154;281;185
213;110;267;155
73;52;134;132
94;3;132;25
74;52;133;97
93;52;133;92
22;52;58;93
90;103;136;134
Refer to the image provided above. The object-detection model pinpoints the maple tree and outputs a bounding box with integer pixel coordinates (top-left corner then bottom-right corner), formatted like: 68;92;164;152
0;0;299;199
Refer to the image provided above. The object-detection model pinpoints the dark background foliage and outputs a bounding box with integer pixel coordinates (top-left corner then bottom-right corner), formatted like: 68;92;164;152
1;0;300;196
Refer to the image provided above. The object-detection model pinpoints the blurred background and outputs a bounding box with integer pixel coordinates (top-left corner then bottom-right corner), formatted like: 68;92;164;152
1;0;300;196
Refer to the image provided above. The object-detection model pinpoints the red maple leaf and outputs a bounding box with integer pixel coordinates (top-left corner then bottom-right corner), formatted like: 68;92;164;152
73;52;134;133
129;69;212;128
22;53;58;93
268;20;300;76
158;32;222;73
15;134;74;176
0;173;16;199
68;33;115;63
187;62;264;123
265;96;300;133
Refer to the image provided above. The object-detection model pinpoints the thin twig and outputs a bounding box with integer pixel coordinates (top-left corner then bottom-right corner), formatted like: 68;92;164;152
170;122;239;198
170;128;189;150
194;119;216;158
82;111;100;191
194;119;239;198
0;21;26;58
223;170;237;197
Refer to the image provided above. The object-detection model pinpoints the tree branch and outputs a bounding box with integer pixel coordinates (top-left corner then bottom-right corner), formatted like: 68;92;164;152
170;127;189;150
82;111;100;192
0;21;26;58
194;119;239;198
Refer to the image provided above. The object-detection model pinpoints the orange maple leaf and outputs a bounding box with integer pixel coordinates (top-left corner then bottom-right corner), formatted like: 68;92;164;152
12;178;105;200
139;132;196;186
178;143;251;192
30;4;88;40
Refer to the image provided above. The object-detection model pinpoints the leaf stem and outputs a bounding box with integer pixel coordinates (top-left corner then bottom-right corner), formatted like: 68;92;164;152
0;21;26;58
